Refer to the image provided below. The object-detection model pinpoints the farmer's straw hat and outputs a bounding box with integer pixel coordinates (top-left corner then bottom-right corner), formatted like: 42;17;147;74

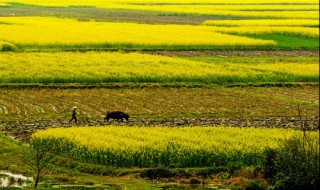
73;106;77;109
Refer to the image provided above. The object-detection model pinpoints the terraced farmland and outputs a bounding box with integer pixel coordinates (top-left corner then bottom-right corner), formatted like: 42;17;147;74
0;0;319;189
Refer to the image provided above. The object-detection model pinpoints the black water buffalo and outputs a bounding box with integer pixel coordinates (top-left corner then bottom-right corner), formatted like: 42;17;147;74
104;111;129;122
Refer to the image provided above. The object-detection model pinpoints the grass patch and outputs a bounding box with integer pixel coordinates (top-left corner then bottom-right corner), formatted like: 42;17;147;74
0;132;22;150
245;34;319;49
0;132;28;173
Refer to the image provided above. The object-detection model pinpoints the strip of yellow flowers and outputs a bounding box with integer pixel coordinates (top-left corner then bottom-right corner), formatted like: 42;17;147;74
0;17;276;48
32;126;318;167
0;52;318;83
203;19;319;38
32;126;304;152
205;26;319;38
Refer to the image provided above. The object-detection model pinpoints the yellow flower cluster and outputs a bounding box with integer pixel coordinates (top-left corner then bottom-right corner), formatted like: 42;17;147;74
0;17;275;49
0;52;318;83
32;126;318;167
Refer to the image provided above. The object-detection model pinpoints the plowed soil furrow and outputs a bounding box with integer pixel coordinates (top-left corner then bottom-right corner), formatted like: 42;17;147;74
0;85;319;140
0;86;317;121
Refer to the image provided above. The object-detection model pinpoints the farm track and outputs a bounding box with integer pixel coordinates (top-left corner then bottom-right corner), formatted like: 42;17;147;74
0;85;318;140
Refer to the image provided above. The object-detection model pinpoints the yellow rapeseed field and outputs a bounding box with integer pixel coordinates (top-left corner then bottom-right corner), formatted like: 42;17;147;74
32;126;319;167
0;52;318;83
205;26;319;38
32;126;300;153
203;19;319;27
0;0;318;19
0;17;276;49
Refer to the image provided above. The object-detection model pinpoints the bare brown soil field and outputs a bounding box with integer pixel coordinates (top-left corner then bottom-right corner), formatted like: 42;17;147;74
0;6;240;25
0;85;318;121
0;85;318;140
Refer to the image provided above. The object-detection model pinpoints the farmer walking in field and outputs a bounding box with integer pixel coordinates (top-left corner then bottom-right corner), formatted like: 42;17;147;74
69;106;77;124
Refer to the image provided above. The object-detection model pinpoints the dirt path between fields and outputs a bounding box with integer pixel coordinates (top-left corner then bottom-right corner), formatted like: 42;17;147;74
143;50;319;57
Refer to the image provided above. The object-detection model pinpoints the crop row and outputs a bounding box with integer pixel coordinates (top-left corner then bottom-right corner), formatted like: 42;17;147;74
0;52;318;83
32;126;319;167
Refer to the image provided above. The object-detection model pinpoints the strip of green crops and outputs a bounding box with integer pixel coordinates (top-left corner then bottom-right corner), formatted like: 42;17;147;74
0;52;318;83
244;34;319;49
32;126;319;167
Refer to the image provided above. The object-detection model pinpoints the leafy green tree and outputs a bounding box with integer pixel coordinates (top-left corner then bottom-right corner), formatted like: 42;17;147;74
20;141;54;188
